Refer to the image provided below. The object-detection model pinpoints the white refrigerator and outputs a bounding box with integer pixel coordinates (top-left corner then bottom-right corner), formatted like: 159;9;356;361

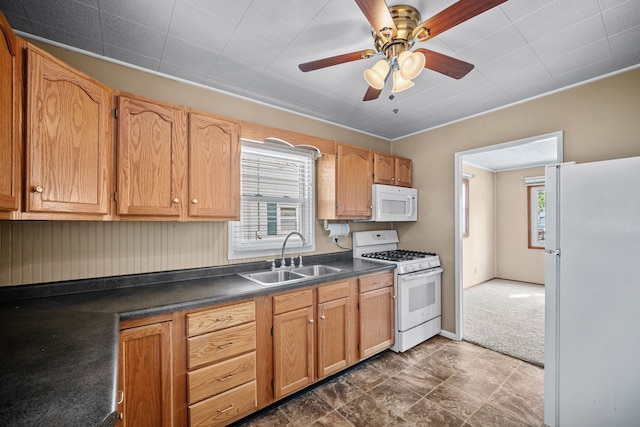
544;156;640;427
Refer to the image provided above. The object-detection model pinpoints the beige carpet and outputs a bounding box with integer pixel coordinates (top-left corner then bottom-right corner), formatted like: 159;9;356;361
463;279;545;367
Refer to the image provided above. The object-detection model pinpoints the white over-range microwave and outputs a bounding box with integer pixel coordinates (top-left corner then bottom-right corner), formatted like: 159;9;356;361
370;184;418;222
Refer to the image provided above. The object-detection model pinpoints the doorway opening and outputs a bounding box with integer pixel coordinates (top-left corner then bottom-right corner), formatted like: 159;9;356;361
453;132;563;360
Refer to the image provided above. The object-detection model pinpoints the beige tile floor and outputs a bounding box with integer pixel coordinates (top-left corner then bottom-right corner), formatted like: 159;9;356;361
235;336;544;427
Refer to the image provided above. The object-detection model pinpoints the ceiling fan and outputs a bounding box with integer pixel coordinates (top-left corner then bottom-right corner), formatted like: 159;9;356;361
298;0;508;101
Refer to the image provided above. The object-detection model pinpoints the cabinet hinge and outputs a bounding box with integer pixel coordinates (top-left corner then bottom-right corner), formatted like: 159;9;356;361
335;203;338;208
114;108;119;118
271;379;274;391
113;192;118;202
270;326;273;336
357;302;359;310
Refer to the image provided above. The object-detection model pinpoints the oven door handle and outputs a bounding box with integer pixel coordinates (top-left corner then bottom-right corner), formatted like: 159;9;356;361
399;268;443;280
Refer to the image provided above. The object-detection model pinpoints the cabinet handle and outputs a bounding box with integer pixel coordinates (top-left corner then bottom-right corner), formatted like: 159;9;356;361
217;342;233;349
217;374;233;382
172;197;180;203
309;319;314;324
191;198;198;204
218;404;234;414
215;315;233;322
118;412;124;420
33;186;44;193
117;390;124;405
320;315;326;320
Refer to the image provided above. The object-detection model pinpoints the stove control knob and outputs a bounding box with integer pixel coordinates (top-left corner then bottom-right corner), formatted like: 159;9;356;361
420;262;429;269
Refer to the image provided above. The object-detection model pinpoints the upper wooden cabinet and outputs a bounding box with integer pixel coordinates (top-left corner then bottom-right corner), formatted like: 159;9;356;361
117;93;186;219
373;152;413;187
318;143;372;219
117;95;240;221
395;156;413;187
0;12;21;212
24;44;112;216
187;111;239;220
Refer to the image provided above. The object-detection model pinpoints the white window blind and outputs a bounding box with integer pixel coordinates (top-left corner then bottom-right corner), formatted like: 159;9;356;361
228;141;315;259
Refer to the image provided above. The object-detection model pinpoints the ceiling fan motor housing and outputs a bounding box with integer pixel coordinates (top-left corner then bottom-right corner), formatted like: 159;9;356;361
373;5;421;59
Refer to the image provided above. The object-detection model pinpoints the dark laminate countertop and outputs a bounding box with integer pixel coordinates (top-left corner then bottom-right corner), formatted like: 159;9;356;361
0;252;393;427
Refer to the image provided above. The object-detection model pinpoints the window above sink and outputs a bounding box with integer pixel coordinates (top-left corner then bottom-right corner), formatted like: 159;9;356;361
228;140;316;260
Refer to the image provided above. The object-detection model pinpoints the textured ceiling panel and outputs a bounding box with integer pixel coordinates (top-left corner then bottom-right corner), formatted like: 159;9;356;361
0;0;638;141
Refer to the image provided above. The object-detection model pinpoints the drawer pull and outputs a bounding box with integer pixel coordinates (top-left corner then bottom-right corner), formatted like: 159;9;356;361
218;404;234;414
217;342;233;349
217;374;233;382
215;315;233;322
117;390;124;405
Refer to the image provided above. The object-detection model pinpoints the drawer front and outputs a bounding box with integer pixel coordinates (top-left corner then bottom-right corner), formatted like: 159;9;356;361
273;288;313;315
188;352;256;405
188;322;256;369
359;271;394;293
189;380;257;427
187;300;255;337
317;280;349;304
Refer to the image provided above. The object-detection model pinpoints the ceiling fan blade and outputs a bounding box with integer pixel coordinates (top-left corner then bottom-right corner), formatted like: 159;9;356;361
363;86;382;101
355;0;397;38
415;48;474;79
299;49;375;72
412;0;508;41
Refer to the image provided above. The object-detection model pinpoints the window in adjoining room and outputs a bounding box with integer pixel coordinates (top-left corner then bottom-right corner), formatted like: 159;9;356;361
528;185;546;249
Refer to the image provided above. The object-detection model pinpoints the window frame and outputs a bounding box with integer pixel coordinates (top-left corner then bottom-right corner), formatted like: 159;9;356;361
228;140;316;260
462;177;470;238
528;184;546;249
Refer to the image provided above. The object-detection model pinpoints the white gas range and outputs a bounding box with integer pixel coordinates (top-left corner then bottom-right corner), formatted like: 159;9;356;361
353;230;442;352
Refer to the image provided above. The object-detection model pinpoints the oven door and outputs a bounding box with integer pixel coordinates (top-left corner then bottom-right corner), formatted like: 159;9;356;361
396;268;442;332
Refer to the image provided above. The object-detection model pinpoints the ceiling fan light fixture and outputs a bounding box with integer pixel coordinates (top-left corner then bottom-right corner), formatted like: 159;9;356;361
391;70;414;93
363;59;390;90
398;50;425;81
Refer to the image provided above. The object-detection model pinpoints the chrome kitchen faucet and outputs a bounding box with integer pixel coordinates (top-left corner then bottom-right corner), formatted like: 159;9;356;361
281;232;306;268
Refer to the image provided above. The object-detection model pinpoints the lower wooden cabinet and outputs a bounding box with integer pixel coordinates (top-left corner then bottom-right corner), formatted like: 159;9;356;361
272;289;314;399
185;300;257;427
189;380;257;427
117;317;173;427
359;271;395;358
317;280;350;378
121;272;394;426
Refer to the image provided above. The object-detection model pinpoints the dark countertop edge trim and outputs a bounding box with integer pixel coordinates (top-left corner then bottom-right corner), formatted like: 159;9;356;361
0;251;353;303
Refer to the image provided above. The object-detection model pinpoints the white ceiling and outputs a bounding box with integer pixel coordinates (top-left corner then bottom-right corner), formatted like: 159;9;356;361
462;136;560;171
1;0;639;141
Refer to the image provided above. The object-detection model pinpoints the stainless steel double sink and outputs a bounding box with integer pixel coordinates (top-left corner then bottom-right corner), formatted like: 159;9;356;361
239;264;342;287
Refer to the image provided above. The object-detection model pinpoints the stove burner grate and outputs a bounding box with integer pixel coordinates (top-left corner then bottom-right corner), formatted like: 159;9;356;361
362;249;436;262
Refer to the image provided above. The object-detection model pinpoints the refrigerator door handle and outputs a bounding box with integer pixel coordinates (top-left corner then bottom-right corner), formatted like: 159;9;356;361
545;249;560;256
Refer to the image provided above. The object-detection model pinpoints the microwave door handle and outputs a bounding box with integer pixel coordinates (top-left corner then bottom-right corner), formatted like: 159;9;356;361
406;195;413;217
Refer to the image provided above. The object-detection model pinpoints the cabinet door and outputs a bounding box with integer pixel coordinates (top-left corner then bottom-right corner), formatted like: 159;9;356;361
187;111;239;220
0;12;20;211
395;157;413;187
373;152;395;186
25;45;111;214
359;286;394;358
273;306;314;398
317;297;349;378
117;321;173;427
336;144;372;218
117;94;186;218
